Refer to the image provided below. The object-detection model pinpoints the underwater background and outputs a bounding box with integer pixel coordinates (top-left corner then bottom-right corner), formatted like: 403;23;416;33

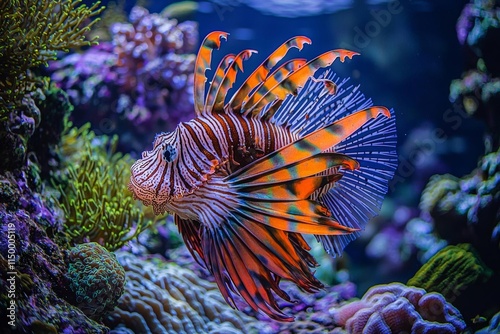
1;0;499;333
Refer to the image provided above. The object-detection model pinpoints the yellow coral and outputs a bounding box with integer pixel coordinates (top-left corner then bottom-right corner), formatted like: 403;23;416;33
56;124;154;251
0;0;104;119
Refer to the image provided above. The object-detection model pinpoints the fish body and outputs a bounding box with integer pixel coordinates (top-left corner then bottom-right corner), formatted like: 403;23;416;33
129;32;397;321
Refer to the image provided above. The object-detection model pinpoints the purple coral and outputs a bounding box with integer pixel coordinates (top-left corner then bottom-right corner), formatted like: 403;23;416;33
331;282;466;334
49;6;198;153
0;170;107;333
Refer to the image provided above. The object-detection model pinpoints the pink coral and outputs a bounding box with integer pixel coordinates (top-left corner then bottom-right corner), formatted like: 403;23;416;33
331;282;466;334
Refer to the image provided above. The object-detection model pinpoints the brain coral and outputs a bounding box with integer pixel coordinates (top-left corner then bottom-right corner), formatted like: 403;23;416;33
105;252;258;334
331;282;466;334
67;242;126;320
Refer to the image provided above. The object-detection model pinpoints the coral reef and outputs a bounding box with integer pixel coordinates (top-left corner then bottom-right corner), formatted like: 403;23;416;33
49;5;198;152
408;243;492;301
419;148;500;259
104;252;258;334
55;124;153;251
476;311;500;334
254;280;357;333
0;169;108;333
416;149;500;321
67;242;126;320
0;94;40;173
0;0;103;119
26;81;73;178
330;282;467;334
451;0;500;151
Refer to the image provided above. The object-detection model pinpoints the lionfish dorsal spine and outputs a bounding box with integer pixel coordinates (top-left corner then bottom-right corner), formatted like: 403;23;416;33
242;49;359;117
194;31;228;115
206;49;257;114
204;53;236;112
228;36;312;112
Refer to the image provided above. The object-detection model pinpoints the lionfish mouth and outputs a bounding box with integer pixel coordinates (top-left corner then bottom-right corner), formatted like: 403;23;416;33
127;176;155;206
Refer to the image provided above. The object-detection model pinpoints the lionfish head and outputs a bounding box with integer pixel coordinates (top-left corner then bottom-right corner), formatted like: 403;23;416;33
128;129;187;214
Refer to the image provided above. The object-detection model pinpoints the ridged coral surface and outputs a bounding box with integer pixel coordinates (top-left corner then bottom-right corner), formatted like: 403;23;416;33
408;243;492;300
331;282;466;334
105;252;258;334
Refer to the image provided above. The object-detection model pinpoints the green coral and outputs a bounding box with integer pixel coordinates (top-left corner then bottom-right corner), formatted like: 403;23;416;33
0;0;104;119
27;80;74;177
408;244;492;301
67;242;126;319
56;124;153;251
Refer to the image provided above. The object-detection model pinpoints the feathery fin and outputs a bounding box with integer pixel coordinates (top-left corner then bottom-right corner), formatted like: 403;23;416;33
228;107;389;184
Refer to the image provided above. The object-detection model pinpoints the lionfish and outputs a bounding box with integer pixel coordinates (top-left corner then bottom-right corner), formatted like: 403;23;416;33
129;31;397;321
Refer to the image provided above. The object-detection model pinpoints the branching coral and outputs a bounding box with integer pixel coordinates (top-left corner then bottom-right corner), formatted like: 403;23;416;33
104;252;258;334
0;0;104;119
331;282;466;334
55;124;153;251
67;242;126;320
48;5;198;152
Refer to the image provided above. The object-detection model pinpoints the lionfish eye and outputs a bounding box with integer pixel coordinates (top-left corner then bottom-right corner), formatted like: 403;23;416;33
162;144;177;162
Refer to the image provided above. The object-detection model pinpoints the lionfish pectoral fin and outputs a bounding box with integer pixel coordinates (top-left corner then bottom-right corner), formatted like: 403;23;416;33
201;213;327;321
175;216;206;267
194;31;228;115
227;106;390;183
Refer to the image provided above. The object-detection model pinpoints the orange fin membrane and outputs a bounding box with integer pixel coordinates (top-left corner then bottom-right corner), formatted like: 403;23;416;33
242;50;358;118
269;71;398;255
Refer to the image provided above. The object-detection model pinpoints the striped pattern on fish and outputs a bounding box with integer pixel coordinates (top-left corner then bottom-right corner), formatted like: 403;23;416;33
129;31;398;321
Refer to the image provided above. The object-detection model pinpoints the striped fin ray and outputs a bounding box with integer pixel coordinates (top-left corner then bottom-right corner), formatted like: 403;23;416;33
236;200;357;235
175;216;206;267
194;31;228;115
241;58;307;118
206;50;257;113
235;173;343;201
202;213;325;321
242;50;359;117
229;152;358;186
204;54;236;112
227;107;390;184
229;36;312;111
